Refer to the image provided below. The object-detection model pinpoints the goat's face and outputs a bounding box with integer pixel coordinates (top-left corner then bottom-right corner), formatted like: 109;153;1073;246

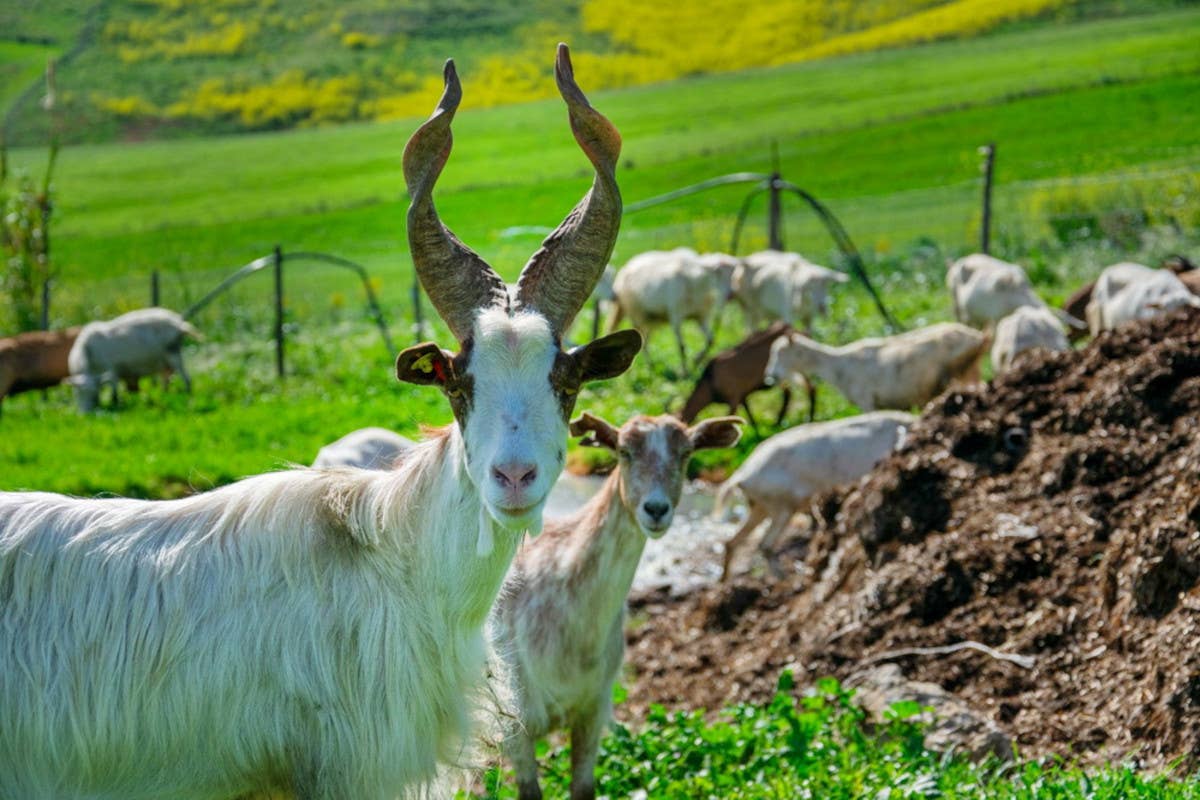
765;332;816;387
398;45;640;534
68;373;100;413
572;413;742;538
398;309;641;532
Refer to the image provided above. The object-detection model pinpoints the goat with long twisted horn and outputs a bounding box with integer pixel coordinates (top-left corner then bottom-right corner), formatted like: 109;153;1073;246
0;45;639;800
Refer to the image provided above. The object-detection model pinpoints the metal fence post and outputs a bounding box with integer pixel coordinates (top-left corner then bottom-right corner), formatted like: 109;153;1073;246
273;245;285;380
150;269;160;307
40;279;50;330
767;172;784;250
979;143;996;254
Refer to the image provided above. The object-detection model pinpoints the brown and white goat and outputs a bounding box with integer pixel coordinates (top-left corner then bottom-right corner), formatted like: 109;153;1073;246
679;321;816;433
490;412;742;800
0;46;640;799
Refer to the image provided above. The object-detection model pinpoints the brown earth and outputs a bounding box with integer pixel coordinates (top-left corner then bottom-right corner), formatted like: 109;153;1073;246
621;307;1200;768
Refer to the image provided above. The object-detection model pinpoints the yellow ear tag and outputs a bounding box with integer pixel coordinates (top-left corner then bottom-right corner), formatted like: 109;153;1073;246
412;353;436;374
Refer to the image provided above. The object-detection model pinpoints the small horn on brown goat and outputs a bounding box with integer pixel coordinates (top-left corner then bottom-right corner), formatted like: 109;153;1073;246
514;43;623;337
403;59;508;343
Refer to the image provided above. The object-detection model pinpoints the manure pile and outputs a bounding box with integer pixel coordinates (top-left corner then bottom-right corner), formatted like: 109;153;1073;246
624;308;1200;767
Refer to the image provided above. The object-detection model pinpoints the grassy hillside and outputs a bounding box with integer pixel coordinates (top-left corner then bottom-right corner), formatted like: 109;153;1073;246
3;0;1171;144
1;8;1198;495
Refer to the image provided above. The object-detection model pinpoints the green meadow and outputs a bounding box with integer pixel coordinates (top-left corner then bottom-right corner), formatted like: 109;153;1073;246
2;7;1199;496
4;7;1200;794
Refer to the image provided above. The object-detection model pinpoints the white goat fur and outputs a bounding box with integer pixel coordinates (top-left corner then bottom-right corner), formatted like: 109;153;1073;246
489;414;740;800
312;427;415;469
717;411;913;579
0;308;572;799
610;248;737;369
947;253;1059;329
734;249;847;333
765;323;986;412
1084;261;1200;336
68;307;200;411
990;305;1070;375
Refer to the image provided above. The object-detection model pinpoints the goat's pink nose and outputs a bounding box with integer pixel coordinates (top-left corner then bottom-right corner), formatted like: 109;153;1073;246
492;462;538;490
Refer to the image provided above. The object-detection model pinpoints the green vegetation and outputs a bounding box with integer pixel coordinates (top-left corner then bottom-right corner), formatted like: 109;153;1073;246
1;9;1198;495
1;9;1198;792
462;676;1200;798
1;0;1188;143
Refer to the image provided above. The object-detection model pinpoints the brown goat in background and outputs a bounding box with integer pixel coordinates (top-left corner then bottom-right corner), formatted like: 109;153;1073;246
0;327;80;413
678;322;814;433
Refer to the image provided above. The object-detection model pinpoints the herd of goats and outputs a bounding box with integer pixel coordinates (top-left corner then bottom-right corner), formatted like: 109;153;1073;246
1;46;1199;799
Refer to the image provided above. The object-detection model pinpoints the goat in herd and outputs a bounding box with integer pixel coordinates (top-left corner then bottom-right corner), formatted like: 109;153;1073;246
0;326;80;414
490;412;742;800
0;46;640;799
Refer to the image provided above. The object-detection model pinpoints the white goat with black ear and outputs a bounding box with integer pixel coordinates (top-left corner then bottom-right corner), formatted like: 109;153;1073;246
0;45;641;800
490;412;742;800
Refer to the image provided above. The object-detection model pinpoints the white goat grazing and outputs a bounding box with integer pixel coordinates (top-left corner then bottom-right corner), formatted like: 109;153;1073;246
67;307;201;411
765;323;986;412
312;427;415;469
0;46;642;800
990;305;1070;375
609;248;738;372
490;412;742;800
734;249;848;333
1085;261;1200;336
946;253;1081;331
716;411;913;580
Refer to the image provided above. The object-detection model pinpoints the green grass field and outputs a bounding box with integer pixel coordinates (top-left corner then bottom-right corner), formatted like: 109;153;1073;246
2;8;1199;495
3;8;1200;793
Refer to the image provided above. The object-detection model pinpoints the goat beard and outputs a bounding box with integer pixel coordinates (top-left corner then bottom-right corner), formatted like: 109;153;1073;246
476;503;545;557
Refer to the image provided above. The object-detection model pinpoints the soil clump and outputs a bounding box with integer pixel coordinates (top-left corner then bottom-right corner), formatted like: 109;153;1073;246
623;308;1200;768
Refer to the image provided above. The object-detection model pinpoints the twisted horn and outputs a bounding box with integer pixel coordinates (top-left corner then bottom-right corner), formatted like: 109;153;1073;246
403;59;508;342
514;43;622;336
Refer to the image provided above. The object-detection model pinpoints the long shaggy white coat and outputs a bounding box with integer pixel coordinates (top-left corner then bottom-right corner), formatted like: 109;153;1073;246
0;428;516;799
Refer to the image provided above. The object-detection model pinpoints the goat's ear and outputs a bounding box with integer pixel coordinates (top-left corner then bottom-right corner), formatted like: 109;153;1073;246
689;416;743;451
570;411;620;450
396;342;455;387
569;329;642;383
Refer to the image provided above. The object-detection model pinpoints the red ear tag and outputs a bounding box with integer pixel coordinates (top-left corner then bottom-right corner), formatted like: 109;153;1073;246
433;361;447;383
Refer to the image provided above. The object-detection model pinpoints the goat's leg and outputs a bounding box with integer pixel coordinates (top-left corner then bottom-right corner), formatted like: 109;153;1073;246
692;309;720;371
722;503;768;582
569;707;606;800
672;321;689;376
167;351;192;393
774;387;792;427
737;399;761;437
505;728;543;800
759;510;796;578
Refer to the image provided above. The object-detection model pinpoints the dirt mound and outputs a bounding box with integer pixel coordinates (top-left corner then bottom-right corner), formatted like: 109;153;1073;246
623;308;1200;768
